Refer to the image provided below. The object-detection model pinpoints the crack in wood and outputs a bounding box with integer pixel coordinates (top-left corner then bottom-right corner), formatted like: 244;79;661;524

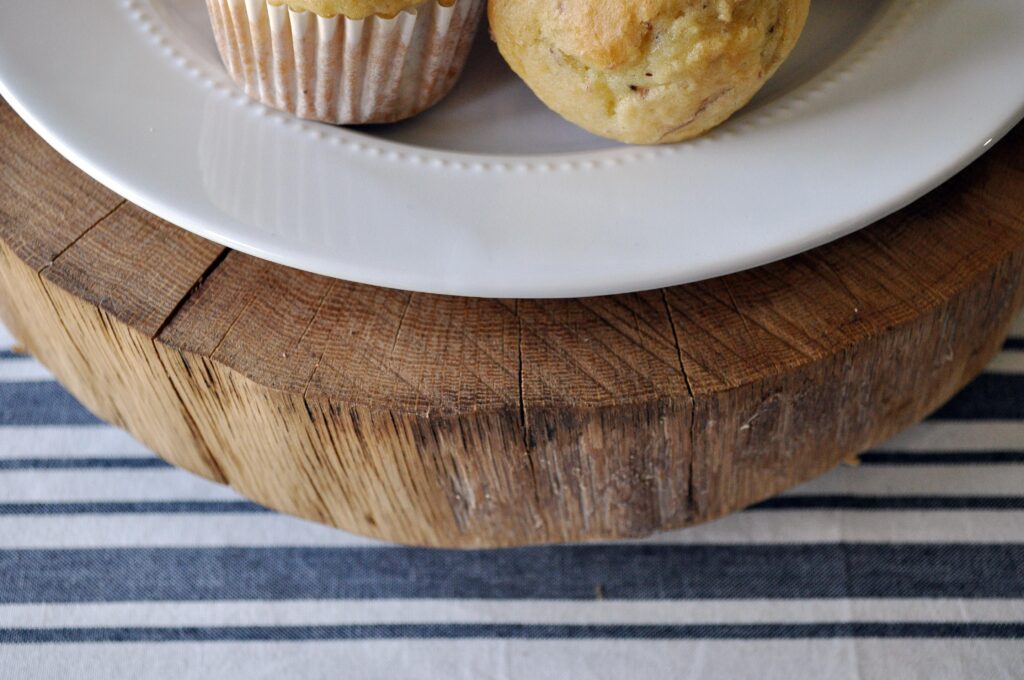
297;279;338;398
389;292;415;356
209;282;260;360
661;289;695;400
153;247;231;341
662;288;701;519
37;199;128;275
577;296;686;379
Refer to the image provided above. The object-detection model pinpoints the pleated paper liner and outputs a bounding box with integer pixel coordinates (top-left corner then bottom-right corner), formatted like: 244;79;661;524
206;0;484;124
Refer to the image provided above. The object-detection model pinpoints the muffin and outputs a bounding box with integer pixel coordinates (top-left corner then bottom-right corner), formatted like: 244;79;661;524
489;0;811;144
206;0;485;124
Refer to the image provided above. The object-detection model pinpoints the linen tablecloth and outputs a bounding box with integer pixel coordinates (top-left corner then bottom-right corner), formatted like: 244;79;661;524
0;312;1022;679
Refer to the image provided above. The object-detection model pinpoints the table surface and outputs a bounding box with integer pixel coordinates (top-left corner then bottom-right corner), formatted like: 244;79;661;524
1;312;1023;678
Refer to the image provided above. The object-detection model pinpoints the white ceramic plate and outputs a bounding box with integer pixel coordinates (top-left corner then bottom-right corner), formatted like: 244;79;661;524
1;0;1023;297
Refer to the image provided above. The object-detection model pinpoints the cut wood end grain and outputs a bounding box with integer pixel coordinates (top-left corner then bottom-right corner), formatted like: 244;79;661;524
1;98;1022;546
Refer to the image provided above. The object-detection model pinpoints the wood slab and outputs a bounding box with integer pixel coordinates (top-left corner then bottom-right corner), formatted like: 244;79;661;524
2;99;1023;547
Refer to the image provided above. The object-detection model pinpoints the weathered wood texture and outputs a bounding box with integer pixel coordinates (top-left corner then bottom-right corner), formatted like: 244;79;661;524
1;99;1023;546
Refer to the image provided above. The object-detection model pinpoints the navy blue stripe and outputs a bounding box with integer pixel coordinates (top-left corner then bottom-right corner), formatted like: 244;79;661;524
0;350;29;360
0;382;100;425
753;496;1024;510
1;623;1022;643
1003;338;1024;350
859;452;1024;465
2;545;1023;602
0;457;170;470
930;374;1024;420
0;501;267;515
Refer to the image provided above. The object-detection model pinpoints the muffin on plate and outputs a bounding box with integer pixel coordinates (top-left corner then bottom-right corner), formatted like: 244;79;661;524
489;0;810;144
206;0;484;124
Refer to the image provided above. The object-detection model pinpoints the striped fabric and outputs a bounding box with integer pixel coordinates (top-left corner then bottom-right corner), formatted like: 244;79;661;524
1;317;1023;679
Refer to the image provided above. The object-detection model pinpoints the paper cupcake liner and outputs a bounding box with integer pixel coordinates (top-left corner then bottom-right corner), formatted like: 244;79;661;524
206;0;483;124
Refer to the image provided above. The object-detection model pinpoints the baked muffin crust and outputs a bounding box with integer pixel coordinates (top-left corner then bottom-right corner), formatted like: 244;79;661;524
269;0;453;20
489;0;811;144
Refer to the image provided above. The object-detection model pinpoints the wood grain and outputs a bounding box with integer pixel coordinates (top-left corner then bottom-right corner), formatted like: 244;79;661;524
1;98;1023;546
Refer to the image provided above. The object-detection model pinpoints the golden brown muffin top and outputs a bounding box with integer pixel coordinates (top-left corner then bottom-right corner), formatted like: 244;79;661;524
269;0;453;20
489;0;810;143
526;0;776;70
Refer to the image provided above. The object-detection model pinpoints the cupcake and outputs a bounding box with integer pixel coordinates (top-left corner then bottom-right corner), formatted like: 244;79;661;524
489;0;810;144
206;0;484;124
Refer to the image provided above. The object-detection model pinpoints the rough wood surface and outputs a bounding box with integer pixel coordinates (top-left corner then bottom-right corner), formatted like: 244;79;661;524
1;98;1023;547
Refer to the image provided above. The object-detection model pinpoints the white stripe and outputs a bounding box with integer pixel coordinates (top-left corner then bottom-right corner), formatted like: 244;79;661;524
0;324;17;350
0;358;51;382
785;464;1024;496
876;422;1024;451
1;640;1022;680
3;510;1024;548
633;510;1024;544
984;351;1024;374
0;514;380;547
3;599;1023;628
0;469;238;502
0;426;153;458
1010;314;1024;337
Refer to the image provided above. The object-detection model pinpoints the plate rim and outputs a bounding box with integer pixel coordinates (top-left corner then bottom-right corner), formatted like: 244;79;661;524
1;0;1023;298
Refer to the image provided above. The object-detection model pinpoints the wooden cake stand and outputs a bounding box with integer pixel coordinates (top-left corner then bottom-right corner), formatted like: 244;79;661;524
2;100;1023;547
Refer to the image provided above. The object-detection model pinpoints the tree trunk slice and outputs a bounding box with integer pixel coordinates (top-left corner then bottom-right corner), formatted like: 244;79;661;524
2;100;1023;547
